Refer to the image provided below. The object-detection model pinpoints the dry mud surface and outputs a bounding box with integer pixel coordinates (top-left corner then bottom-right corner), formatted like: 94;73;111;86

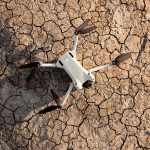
0;0;150;150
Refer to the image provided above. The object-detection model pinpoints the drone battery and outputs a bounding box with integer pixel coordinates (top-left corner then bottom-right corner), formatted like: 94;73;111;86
56;51;95;90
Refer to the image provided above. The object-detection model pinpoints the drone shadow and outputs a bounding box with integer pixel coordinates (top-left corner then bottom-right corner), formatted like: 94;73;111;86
0;21;74;134
136;33;148;61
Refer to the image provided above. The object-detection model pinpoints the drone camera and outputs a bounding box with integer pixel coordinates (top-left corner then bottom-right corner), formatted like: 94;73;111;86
82;80;92;88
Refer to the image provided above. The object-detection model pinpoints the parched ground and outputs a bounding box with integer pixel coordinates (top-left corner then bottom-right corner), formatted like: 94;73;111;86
0;0;150;150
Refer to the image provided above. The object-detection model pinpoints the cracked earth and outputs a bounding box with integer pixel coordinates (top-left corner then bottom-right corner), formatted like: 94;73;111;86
0;0;150;150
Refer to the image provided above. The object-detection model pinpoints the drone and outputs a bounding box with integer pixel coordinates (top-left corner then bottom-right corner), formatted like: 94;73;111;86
19;19;132;112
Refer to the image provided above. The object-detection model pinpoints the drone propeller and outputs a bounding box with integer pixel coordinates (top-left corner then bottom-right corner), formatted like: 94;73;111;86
112;52;131;65
75;19;97;35
79;24;97;34
51;89;62;106
38;90;62;114
75;19;90;34
38;105;61;114
89;52;131;73
19;62;40;69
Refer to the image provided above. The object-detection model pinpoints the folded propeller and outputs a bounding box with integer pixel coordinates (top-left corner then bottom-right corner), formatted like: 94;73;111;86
75;19;97;35
112;52;131;65
19;62;40;69
38;89;62;114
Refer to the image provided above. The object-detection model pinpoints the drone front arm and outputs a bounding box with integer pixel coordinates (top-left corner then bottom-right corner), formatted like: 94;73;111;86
39;62;57;67
60;82;74;107
89;52;132;73
71;34;78;57
88;63;112;73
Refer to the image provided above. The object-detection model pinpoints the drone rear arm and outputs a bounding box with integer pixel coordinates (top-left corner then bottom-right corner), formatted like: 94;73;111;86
60;82;74;107
19;61;57;69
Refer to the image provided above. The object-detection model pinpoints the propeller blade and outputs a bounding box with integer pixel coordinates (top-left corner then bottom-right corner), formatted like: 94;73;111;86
75;19;91;35
51;89;62;106
79;24;97;34
19;62;40;69
112;52;131;65
26;68;37;82
38;105;61;114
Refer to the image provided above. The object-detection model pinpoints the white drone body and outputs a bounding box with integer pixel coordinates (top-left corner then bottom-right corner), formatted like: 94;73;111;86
38;34;99;107
56;50;95;90
20;20;131;110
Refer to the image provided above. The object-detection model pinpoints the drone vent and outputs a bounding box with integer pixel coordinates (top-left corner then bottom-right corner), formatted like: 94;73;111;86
59;60;63;66
69;52;73;58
